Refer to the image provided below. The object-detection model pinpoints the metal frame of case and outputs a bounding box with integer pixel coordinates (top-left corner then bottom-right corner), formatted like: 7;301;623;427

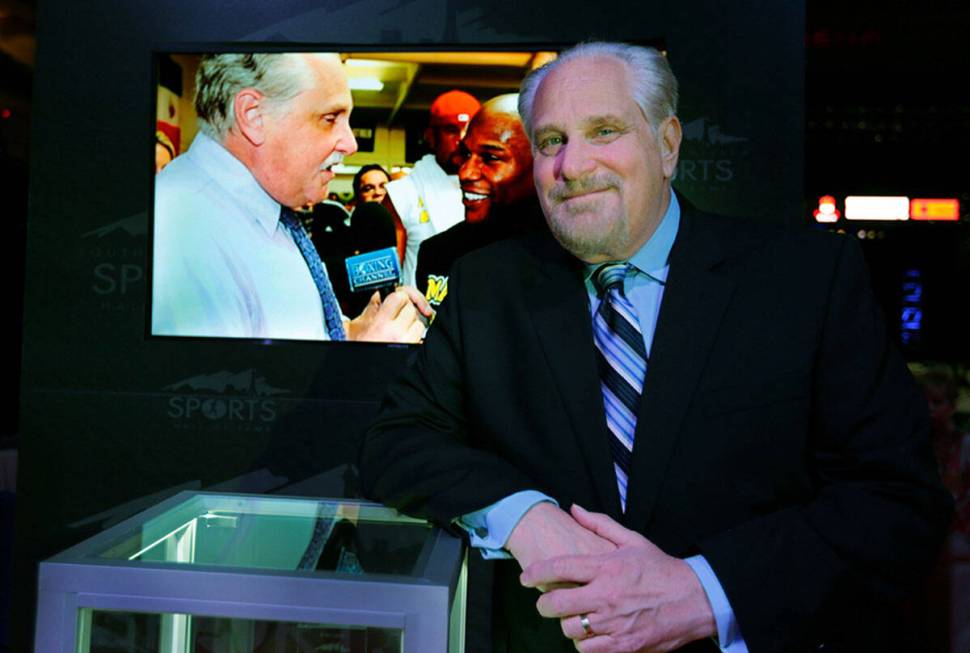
35;491;466;653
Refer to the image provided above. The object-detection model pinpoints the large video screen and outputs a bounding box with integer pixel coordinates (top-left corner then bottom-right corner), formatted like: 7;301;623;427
149;49;561;344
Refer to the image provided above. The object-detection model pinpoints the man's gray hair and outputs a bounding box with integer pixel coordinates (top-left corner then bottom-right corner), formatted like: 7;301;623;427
518;42;679;141
194;53;316;140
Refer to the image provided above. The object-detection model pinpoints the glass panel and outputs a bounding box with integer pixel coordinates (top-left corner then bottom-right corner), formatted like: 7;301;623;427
448;552;467;653
81;609;402;653
90;495;432;576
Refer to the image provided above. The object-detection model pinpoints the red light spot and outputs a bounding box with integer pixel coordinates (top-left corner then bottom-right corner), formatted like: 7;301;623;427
0;109;11;119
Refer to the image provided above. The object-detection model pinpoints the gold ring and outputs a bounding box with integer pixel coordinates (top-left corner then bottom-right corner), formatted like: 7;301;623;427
579;614;593;637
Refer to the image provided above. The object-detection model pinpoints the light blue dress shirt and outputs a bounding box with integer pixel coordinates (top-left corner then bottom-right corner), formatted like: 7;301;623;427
153;132;337;340
457;193;747;652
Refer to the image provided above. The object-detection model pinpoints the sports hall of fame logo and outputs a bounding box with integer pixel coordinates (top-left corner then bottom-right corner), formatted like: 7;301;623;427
163;368;291;431
83;212;147;313
676;117;750;190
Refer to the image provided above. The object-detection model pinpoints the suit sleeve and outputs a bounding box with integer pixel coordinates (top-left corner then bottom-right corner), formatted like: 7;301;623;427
698;235;952;652
359;259;540;525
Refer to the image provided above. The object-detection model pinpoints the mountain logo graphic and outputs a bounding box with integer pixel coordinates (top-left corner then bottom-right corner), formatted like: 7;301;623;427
164;369;290;397
83;212;148;239
681;118;748;145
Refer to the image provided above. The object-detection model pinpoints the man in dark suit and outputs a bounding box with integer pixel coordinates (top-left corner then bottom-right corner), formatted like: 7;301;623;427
360;42;951;652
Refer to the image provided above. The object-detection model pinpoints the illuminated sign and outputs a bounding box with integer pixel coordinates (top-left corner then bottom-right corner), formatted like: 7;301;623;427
844;196;910;221
813;195;840;223
910;198;960;221
900;268;923;347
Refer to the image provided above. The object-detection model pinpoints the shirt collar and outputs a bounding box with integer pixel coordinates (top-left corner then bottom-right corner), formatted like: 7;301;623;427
584;191;680;281
186;132;284;235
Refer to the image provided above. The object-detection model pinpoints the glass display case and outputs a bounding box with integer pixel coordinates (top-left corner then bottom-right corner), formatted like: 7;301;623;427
35;492;466;653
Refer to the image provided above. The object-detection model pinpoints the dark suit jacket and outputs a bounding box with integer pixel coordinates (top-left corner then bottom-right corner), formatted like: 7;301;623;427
361;204;951;652
415;198;546;307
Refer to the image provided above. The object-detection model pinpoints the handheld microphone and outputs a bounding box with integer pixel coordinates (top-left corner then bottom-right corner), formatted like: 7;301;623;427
344;201;400;299
345;246;401;299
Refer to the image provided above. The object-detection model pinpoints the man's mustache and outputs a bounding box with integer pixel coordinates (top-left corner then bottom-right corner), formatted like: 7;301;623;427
320;151;345;170
547;174;620;203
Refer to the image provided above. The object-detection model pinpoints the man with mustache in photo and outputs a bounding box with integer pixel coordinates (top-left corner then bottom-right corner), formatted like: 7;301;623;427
153;53;430;342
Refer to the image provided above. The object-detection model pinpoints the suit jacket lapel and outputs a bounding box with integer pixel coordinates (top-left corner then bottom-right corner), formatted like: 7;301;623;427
525;235;624;517
623;207;736;531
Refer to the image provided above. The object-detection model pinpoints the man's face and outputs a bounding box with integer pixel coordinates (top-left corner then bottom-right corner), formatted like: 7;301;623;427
531;56;680;263
427;123;467;174
357;169;389;204
457;111;534;224
257;55;358;208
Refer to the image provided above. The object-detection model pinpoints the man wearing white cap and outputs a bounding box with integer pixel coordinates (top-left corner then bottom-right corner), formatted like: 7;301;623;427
384;89;481;287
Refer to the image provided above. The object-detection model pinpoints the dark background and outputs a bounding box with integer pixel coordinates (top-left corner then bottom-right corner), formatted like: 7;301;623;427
2;1;967;652
805;1;970;363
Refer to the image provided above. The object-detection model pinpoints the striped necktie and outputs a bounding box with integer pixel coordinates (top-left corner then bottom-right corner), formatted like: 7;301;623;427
279;207;347;341
592;263;648;511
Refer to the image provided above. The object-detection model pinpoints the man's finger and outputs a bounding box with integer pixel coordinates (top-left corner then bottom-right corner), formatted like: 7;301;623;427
377;288;410;319
561;614;581;640
535;584;598;619
394;284;434;317
354;292;381;321
521;554;600;589
405;319;425;343
395;301;418;326
560;612;600;641
570;504;643;547
574;634;614;653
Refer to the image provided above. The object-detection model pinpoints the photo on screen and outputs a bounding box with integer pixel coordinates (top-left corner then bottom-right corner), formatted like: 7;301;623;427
148;48;564;344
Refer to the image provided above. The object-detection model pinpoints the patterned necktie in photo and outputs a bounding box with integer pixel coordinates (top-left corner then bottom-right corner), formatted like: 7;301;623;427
279;207;347;341
592;263;648;512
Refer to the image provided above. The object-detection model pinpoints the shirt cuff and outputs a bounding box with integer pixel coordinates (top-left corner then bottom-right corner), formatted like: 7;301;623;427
454;491;557;560
684;555;747;653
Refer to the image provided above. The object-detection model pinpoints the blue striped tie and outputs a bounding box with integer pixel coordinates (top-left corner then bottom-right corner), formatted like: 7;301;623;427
280;207;347;341
593;263;648;511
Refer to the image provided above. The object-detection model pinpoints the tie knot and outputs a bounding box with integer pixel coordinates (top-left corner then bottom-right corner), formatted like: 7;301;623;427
593;263;628;296
279;206;301;231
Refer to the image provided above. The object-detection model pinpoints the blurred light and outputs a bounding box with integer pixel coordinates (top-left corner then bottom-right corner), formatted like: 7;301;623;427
910;198;960;221
813;195;840;223
845;195;909;221
348;77;384;91
0;108;10;119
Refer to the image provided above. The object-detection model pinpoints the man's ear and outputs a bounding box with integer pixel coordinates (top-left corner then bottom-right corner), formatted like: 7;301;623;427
233;88;267;146
659;116;682;179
